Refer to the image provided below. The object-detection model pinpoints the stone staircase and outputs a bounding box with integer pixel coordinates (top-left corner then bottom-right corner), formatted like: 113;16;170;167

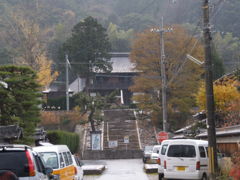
103;109;140;150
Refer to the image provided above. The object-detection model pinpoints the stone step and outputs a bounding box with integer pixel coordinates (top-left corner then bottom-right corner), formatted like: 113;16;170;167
102;109;140;151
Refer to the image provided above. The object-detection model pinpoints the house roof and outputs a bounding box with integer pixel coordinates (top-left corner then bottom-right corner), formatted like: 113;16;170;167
197;125;240;138
110;55;137;73
45;52;137;93
95;52;137;73
69;77;86;93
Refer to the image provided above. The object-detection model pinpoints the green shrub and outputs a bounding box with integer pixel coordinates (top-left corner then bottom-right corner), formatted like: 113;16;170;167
47;130;79;153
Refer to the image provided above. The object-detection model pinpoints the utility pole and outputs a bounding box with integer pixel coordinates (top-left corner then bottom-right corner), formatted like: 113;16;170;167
66;54;70;111
151;17;172;132
202;0;218;179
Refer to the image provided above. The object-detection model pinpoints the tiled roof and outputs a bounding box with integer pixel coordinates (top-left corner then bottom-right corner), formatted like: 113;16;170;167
111;56;137;73
197;125;240;138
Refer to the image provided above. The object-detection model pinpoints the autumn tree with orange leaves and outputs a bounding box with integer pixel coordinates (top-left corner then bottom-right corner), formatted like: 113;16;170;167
196;72;240;128
0;4;58;88
130;25;204;130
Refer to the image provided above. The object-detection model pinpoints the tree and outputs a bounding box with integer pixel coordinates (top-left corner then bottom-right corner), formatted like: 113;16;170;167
212;45;225;80
107;23;134;52
196;83;240;113
0;65;41;143
213;32;240;72
0;2;58;88
36;53;59;87
130;25;204;130
73;91;117;132
59;16;112;90
120;13;155;32
196;73;240;127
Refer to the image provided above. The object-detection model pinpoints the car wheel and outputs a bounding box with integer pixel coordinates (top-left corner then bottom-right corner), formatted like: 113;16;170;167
158;173;163;180
0;170;18;180
202;174;207;180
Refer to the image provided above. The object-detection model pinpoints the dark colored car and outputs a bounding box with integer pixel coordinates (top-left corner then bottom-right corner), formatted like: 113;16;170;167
0;144;53;180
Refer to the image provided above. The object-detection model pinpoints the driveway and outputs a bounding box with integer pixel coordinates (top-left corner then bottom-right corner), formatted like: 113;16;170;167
83;159;157;180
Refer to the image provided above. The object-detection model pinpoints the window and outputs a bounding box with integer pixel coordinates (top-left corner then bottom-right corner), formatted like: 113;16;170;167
0;151;29;177
63;152;70;166
199;146;206;158
39;152;59;169
59;153;65;168
153;146;160;153
161;145;168;155
34;154;44;173
205;147;208;157
67;152;73;165
167;145;196;158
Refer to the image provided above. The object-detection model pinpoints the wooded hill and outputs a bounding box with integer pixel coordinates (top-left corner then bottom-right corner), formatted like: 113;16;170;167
0;0;239;71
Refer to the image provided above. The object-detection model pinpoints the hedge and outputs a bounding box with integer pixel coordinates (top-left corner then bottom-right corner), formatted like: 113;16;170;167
47;130;79;153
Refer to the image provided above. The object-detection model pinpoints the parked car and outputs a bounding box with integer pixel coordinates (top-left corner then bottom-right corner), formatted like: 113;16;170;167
0;144;53;180
72;155;84;180
33;145;76;180
150;145;161;164
163;139;208;180
143;145;154;163
0;170;19;180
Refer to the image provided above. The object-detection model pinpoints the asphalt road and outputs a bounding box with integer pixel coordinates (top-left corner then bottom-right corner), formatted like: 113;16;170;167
83;159;157;180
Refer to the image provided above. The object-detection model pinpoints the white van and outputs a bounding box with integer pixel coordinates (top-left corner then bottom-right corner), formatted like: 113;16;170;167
33;145;76;180
163;139;208;180
157;140;172;180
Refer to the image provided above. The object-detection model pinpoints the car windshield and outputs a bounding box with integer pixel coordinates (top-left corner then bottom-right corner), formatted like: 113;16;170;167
167;145;196;158
144;146;153;152
153;146;160;153
39;152;59;169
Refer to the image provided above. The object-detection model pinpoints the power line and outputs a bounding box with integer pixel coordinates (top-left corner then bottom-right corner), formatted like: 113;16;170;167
167;0;226;86
210;0;225;22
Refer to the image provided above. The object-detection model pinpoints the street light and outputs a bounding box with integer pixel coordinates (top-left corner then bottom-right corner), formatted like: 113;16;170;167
186;54;204;66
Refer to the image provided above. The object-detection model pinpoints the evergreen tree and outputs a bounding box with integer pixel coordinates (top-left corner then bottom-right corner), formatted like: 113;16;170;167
0;65;41;142
73;91;117;132
212;45;225;80
59;16;112;89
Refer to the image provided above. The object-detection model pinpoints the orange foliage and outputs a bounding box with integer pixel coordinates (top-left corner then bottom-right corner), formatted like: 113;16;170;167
37;53;59;87
40;108;87;126
130;25;204;118
196;73;240;127
196;83;240;113
229;152;240;180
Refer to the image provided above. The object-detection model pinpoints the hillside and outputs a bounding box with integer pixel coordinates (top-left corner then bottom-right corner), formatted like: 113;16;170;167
0;0;239;71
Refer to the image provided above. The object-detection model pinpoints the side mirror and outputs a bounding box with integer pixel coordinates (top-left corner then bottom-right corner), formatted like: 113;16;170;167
45;167;53;175
79;161;84;167
157;150;159;154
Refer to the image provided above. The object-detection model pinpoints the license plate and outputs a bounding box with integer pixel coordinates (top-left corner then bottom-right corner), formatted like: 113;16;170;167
177;166;185;171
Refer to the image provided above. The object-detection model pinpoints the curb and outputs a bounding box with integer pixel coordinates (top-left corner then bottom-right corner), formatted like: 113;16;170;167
144;164;158;173
82;165;105;175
